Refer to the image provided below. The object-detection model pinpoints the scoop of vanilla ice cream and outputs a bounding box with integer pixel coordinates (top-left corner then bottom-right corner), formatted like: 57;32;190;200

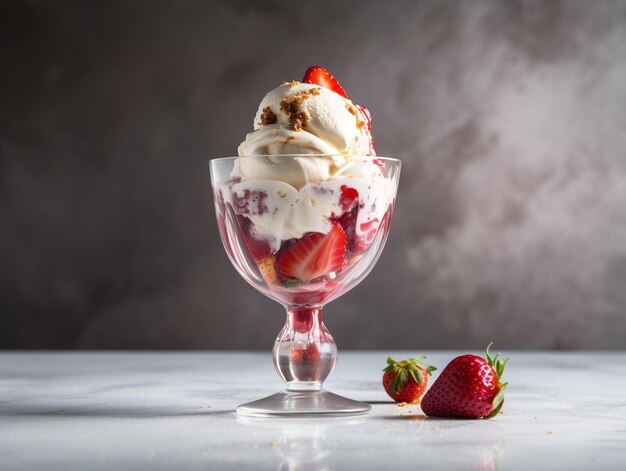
235;82;373;187
238;82;371;156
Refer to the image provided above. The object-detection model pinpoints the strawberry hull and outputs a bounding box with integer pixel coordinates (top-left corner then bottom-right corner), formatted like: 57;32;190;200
382;356;436;404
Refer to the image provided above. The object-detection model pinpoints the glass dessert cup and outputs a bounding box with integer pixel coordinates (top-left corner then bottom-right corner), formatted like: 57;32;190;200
210;155;401;417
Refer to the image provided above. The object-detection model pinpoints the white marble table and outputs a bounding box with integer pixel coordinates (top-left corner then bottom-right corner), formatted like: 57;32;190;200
1;352;625;470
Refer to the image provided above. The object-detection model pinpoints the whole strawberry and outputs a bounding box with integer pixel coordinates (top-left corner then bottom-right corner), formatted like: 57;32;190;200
382;356;436;404
421;343;508;419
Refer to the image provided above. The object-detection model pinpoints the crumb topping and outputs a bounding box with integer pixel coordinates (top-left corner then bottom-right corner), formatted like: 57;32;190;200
346;102;366;130
280;87;321;131
281;81;299;88
258;106;277;126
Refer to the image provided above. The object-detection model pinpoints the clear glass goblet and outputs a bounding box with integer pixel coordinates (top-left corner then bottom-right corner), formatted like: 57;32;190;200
210;155;401;417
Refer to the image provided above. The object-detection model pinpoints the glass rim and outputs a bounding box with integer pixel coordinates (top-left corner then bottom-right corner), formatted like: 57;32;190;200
209;154;400;164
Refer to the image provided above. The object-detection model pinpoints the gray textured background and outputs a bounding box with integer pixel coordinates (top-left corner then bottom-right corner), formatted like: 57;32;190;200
2;0;626;350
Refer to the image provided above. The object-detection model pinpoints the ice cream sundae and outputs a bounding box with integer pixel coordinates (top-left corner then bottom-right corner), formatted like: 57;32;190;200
209;66;401;415
213;66;397;306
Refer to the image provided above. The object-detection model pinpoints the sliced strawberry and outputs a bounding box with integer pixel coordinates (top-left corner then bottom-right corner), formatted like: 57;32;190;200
276;223;347;282
236;215;273;262
302;66;348;98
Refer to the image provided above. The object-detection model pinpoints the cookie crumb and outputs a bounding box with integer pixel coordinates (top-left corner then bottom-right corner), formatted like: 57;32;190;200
258;106;277;126
280;87;321;131
397;399;421;407
346;102;366;129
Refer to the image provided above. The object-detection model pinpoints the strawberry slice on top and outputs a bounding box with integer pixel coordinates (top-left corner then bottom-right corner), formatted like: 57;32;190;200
302;66;348;98
277;223;347;282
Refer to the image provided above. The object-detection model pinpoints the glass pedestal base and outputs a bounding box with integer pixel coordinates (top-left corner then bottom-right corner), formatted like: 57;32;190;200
236;389;371;418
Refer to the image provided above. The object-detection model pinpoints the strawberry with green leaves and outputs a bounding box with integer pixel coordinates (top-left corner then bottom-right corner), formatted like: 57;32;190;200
382;356;437;404
421;343;509;419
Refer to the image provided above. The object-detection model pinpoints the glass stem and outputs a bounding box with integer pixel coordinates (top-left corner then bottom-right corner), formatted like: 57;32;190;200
273;307;337;391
